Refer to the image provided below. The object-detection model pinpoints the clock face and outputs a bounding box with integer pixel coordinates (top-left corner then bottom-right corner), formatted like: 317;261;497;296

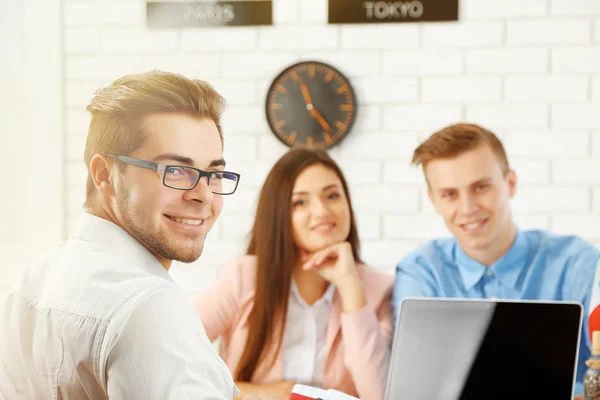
265;61;357;150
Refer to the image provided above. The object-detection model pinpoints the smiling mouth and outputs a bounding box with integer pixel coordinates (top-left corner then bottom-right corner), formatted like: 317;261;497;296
311;222;336;232
165;215;206;226
459;218;488;233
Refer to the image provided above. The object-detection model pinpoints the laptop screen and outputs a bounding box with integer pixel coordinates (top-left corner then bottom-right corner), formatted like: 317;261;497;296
385;299;583;400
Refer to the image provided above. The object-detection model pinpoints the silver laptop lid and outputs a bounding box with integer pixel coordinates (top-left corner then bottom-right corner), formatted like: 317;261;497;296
385;298;583;400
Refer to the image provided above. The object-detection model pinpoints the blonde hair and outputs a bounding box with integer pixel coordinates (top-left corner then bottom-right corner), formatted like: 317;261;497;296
412;123;509;174
83;70;226;208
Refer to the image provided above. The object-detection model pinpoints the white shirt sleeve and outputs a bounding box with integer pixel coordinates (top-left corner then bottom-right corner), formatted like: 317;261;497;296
106;287;238;400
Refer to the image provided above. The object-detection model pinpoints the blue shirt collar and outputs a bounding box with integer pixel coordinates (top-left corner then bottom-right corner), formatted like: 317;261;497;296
455;227;528;291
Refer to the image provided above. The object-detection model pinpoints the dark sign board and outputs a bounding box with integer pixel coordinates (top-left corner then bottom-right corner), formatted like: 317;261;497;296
329;0;458;24
147;1;272;28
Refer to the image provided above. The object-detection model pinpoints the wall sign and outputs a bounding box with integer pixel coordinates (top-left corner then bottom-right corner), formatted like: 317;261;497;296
328;0;458;24
146;1;272;28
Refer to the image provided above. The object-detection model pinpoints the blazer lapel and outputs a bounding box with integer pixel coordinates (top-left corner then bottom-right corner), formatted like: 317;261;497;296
322;264;393;382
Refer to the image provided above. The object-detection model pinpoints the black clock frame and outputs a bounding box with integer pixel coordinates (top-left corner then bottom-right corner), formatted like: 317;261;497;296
264;60;358;150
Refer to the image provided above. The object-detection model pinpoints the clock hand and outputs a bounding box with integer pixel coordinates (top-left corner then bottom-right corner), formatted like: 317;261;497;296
295;77;333;133
299;82;314;106
310;108;333;133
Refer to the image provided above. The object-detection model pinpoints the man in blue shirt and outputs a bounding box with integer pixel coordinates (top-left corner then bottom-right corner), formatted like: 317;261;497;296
392;123;599;397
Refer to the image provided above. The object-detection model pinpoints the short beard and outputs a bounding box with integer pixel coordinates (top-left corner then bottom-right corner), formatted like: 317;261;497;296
116;189;204;264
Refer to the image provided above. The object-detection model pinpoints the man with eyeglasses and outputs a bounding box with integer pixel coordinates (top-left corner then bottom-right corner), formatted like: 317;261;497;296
0;71;241;399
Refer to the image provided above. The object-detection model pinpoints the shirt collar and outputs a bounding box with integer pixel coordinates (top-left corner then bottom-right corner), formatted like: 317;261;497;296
455;227;527;291
73;212;175;283
290;279;336;307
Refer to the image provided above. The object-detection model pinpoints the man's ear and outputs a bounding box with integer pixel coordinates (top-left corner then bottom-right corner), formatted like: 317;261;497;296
506;168;517;198
89;155;116;198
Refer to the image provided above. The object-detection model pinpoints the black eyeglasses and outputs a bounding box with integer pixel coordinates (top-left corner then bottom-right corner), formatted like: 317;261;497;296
108;155;240;195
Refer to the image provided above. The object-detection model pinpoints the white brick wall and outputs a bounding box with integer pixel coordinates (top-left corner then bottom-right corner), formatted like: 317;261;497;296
60;0;600;294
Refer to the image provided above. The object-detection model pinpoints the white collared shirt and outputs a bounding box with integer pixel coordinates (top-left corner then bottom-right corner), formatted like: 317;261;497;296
0;213;238;400
283;280;335;387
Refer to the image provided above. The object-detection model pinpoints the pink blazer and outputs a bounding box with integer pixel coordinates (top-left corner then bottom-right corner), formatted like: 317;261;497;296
194;255;394;400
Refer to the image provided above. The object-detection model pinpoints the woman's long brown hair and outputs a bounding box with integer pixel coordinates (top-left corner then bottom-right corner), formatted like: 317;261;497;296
235;148;363;381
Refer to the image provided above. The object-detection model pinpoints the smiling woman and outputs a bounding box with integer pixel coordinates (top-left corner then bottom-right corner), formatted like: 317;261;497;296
195;148;394;400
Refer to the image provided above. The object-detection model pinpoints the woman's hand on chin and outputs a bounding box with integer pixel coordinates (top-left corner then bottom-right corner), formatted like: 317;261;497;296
300;242;367;313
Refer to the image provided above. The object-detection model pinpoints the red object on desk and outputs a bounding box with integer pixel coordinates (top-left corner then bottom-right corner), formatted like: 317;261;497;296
289;393;316;400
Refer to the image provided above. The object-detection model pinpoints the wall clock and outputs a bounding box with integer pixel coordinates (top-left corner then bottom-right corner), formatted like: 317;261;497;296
265;61;357;150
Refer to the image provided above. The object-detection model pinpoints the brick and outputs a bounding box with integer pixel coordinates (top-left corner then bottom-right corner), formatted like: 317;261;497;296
361;240;424;271
510;160;550;184
383;160;425;186
423;22;503;48
504;132;589;157
462;0;546;18
220;214;254;240
551;215;600;241
221;106;269;135
141;55;220;79
299;52;380;78
98;1;144;26
593;189;600;212
353;77;419;104
260;26;337;50
182;28;257;51
466;104;548;130
341;25;420;50
273;0;299;24
351;187;420;213
336;160;381;185
507;20;591;45
384;215;450;240
222;53;299;78
552;159;600;183
513;215;550;230
64;1;99;26
466;48;547;74
225;159;272;187
259;134;289;159
222;135;258;161
352;106;382;133
422;77;502;102
206;79;256;106
551;0;600;16
505;76;588;101
66;81;101;107
552;104;600;129
101;29;178;53
65;28;98;54
67;187;86;216
300;0;327;23
593;132;600;155
593;77;600;101
384;105;462;131
356;215;381;240
383;50;463;76
66;55;143;80
66;109;91;133
553;47;600;73
65;1;144;27
221;187;260;213
197;238;247;268
340;132;418;160
67;162;88;187
512;187;589;212
67;134;86;162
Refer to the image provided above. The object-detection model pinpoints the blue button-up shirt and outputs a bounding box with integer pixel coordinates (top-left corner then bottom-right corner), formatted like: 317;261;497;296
392;229;599;396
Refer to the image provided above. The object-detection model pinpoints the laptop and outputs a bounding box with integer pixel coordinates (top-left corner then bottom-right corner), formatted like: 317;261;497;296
384;298;583;400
